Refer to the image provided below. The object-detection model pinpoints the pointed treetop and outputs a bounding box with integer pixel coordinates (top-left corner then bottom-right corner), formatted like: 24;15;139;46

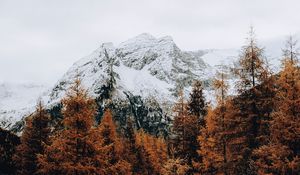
282;35;299;64
213;67;229;106
246;25;257;45
66;78;88;99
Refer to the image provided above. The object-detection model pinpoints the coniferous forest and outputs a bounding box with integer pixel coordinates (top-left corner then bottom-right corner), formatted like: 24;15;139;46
1;29;300;175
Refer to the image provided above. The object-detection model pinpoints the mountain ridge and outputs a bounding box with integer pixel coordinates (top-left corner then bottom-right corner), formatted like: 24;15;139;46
0;33;238;132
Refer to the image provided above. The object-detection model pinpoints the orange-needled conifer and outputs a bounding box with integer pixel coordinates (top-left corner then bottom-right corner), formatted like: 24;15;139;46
13;101;50;175
38;79;99;174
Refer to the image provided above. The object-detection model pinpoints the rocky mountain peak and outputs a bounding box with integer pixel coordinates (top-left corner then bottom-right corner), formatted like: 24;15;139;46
116;33;179;70
0;33;239;133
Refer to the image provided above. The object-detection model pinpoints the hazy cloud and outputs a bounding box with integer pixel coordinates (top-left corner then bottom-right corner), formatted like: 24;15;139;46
0;0;299;84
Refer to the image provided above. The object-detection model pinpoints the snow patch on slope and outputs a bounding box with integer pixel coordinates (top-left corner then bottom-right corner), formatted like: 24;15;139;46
115;63;173;101
0;82;48;128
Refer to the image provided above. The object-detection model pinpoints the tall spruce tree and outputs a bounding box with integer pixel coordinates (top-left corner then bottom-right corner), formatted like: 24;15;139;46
13;101;50;175
187;80;207;124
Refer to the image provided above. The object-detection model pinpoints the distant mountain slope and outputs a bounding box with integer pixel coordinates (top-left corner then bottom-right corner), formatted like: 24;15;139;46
1;33;240;132
45;33;214;107
0;82;48;129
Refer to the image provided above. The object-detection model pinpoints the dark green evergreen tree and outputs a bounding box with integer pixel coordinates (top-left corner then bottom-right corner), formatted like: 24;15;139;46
187;80;207;125
172;89;206;174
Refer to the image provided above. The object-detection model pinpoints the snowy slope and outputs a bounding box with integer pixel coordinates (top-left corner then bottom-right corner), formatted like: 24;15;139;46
0;82;48;129
45;33;213;107
0;33;242;130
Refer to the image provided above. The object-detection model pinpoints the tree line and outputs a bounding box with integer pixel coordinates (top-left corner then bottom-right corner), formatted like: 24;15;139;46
1;28;299;175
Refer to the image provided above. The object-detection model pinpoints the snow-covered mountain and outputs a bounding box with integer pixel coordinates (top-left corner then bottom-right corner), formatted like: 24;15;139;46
45;33;215;105
0;82;48;129
1;33;239;133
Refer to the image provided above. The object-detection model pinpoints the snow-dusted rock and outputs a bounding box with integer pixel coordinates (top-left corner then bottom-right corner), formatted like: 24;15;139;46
0;33;239;131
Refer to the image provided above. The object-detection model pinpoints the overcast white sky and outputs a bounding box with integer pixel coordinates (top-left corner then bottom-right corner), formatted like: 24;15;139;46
1;0;300;85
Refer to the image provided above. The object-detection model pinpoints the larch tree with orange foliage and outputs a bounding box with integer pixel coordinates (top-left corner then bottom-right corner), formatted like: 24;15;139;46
135;130;154;174
234;26;267;147
232;26;274;174
13;101;50;175
94;109;132;175
197;68;231;175
122;118;169;175
253;37;300;174
161;158;190;175
122;119;145;174
135;130;168;175
172;90;189;158
38;79;100;175
197;107;222;174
